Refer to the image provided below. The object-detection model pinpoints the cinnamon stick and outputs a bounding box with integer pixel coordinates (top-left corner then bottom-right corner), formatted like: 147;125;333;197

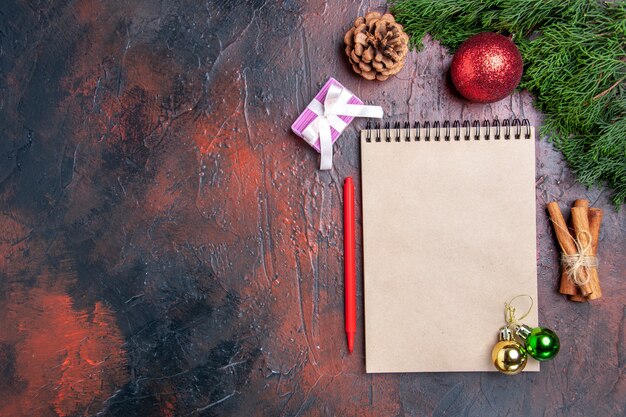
569;200;590;301
568;290;587;302
563;272;585;300
546;202;579;296
574;199;589;209
570;207;594;297
586;208;603;300
588;208;603;255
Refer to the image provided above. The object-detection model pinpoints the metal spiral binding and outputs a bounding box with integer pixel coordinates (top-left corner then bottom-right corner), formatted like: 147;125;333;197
463;120;470;140
433;121;440;141
364;118;531;142
482;120;490;140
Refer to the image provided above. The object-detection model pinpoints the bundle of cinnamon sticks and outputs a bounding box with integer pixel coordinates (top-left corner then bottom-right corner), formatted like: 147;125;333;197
547;199;603;302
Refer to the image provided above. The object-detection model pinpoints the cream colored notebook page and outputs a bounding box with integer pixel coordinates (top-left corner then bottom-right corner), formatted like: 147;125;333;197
361;120;538;373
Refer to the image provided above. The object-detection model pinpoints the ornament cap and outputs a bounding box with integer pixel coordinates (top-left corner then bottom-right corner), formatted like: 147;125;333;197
516;324;532;340
498;326;513;342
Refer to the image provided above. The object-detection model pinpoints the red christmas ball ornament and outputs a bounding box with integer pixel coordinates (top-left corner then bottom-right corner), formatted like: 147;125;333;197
450;32;523;103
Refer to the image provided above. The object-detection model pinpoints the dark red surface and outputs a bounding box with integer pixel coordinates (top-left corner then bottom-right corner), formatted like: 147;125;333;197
0;1;624;416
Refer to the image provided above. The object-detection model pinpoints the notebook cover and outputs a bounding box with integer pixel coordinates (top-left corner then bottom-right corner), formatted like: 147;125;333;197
361;126;539;373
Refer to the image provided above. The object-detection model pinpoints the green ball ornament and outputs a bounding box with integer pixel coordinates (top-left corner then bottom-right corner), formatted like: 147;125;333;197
516;325;560;361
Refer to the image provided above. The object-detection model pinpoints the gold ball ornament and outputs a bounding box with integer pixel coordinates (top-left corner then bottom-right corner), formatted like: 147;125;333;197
492;340;527;375
492;327;528;375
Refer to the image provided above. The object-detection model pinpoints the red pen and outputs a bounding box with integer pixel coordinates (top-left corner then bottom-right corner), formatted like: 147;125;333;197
343;177;356;353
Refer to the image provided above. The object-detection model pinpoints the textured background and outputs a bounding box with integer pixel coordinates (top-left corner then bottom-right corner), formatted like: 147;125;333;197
0;1;624;416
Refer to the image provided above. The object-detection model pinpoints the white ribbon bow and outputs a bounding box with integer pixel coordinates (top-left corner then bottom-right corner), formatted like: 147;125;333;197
302;83;383;170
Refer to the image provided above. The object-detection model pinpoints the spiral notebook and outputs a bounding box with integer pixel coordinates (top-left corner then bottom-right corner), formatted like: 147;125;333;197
361;119;539;373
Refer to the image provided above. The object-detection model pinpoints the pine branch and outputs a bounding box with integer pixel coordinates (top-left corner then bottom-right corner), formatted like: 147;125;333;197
593;76;625;100
390;0;626;206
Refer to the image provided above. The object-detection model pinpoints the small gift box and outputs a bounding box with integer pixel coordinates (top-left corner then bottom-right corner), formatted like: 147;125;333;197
291;77;383;170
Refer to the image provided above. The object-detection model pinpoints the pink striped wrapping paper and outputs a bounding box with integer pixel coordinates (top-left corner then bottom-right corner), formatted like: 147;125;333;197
291;77;363;153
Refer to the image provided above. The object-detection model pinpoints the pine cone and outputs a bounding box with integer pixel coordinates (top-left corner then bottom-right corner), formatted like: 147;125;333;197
344;12;409;81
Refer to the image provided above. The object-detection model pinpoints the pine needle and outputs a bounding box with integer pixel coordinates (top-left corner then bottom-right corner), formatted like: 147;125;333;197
391;0;626;207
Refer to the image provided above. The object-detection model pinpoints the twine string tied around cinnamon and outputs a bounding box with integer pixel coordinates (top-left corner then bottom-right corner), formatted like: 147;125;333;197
561;230;597;286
